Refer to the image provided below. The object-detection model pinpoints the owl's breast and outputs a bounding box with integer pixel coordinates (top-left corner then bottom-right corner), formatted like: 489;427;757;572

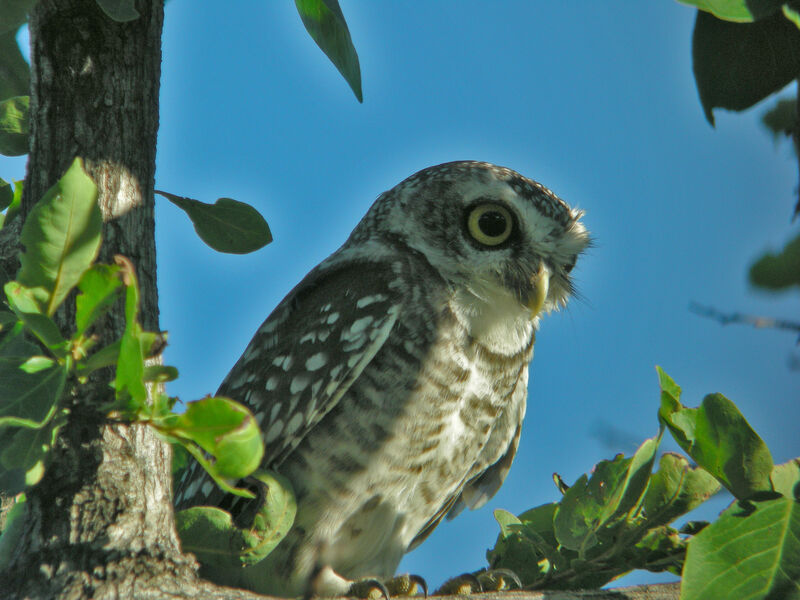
281;292;534;578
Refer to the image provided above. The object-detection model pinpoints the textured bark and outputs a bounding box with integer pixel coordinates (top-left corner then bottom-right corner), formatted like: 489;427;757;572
0;1;198;597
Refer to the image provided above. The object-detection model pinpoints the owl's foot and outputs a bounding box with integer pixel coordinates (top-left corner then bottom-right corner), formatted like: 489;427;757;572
348;573;427;599
435;568;521;594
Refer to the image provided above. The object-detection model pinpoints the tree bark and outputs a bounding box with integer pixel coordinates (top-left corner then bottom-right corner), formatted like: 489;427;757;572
0;1;197;597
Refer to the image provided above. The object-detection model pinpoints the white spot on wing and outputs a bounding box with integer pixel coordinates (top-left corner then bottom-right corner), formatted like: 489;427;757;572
285;412;304;437
305;352;327;371
265;420;283;443
265;375;279;391
326;312;339;324
349;316;373;335
356;294;387;308
290;374;310;394
269;403;281;422
201;481;214;498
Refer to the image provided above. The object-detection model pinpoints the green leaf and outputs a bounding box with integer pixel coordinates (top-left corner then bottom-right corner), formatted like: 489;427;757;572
75;264;123;335
656;365;682;403
681;497;800;600
295;0;363;102
156;191;271;254
487;505;559;587
19;355;55;373
643;452;721;526
749;233;800;290
238;470;297;564
761;97;796;140
0;493;26;569
79;339;120;374
0;95;28;156
0;179;23;230
0;355;66;428
0;28;30;102
553;473;597;552
0;420;61;494
784;4;800;28
142;364;178;383
94;0;140;22
0;310;16;331
17;157;101;316
175;471;295;568
553;436;659;554
114;264;146;409
677;0;754;22
160;396;264;480
771;458;800;499
692;10;800;125
4;281;67;351
0;320;36;357
0;0;35;37
659;388;774;500
0;178;11;211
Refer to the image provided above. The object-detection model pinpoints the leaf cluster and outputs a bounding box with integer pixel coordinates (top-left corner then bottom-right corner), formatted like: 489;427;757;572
0;158;286;567
487;367;800;599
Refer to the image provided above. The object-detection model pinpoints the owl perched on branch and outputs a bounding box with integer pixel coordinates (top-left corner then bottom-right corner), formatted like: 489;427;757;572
174;161;589;596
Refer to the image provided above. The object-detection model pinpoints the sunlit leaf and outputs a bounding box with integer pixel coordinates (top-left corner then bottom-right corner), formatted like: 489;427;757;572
0;492;26;567
681;496;800;599
4;281;66;351
771;459;800;499
113;261;146;409
175;471;295;568
643;452;721;526
295;0;363;102
677;0;754;22
0;179;23;230
17;157;101;316
75;263;123;335
659;386;773;499
157;190;271;254
161;396;264;480
143;364;178;383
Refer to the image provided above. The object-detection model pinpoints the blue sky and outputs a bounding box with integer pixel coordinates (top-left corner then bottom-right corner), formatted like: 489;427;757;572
3;0;798;591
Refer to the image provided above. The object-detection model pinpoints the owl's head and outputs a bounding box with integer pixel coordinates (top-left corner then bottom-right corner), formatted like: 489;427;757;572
347;161;589;318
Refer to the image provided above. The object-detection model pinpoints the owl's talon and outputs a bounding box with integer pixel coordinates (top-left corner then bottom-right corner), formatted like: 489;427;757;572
348;578;391;600
434;572;483;595
476;568;522;591
385;573;427;597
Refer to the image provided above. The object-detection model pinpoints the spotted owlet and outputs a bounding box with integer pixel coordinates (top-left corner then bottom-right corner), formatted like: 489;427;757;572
174;161;589;596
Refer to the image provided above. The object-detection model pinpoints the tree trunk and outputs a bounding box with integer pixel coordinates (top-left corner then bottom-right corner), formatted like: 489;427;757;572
0;1;200;597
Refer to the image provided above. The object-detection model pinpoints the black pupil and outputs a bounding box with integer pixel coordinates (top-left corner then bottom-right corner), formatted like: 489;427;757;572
478;211;507;237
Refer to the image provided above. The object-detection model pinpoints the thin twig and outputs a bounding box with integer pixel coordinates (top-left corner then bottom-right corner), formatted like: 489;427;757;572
689;302;800;339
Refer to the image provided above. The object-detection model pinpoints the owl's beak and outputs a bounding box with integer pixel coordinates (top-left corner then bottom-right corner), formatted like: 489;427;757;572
526;264;550;317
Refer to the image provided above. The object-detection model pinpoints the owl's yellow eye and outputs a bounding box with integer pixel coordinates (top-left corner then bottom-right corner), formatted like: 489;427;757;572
467;203;514;246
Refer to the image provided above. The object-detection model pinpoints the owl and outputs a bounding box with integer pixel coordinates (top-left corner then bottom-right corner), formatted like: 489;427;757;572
174;161;589;596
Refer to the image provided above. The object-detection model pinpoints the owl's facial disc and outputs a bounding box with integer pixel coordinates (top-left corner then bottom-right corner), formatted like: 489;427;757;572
525;264;550;317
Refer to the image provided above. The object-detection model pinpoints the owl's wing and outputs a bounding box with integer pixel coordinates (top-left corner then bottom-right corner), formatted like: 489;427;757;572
174;258;405;510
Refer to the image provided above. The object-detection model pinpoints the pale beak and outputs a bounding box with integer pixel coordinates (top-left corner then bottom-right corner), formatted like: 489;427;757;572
526;264;550;317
